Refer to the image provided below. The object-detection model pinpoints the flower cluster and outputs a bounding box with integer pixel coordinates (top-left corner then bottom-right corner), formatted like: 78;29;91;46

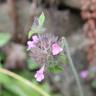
27;34;63;82
27;12;64;82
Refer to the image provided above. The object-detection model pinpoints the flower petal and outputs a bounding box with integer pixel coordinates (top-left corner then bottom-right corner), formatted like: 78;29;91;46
34;65;45;82
32;35;39;43
80;70;88;79
36;74;44;82
52;43;63;55
27;41;36;50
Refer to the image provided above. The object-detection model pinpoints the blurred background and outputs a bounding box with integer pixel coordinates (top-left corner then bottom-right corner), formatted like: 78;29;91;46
0;0;96;96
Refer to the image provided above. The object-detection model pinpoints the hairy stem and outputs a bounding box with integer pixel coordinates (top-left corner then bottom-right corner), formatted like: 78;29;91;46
64;37;84;96
0;68;50;96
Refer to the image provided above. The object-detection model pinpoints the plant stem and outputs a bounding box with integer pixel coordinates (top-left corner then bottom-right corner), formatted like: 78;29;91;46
0;68;50;96
64;38;84;96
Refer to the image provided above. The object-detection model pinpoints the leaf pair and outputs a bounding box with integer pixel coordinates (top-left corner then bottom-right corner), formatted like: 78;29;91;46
28;12;45;39
48;53;68;73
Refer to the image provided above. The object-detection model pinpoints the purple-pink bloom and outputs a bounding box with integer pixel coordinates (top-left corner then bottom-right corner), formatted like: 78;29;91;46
80;70;88;79
27;35;39;50
27;41;36;50
32;35;39;43
35;65;45;82
52;43;63;55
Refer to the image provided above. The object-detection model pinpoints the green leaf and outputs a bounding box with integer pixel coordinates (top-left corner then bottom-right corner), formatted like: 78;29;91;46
28;29;35;39
28;28;39;39
48;65;64;73
39;12;45;26
58;53;68;64
27;58;38;70
0;33;11;47
28;30;33;39
16;80;40;96
0;73;48;96
1;90;15;96
0;73;11;84
28;12;45;39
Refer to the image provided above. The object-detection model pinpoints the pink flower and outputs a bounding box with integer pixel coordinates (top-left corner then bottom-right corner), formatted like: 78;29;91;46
27;35;39;50
52;43;63;55
32;35;39;43
27;41;36;50
80;70;88;79
35;65;45;82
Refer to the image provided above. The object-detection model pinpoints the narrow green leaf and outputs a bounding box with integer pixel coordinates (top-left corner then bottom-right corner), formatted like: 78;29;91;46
39;12;45;26
16;80;40;96
0;73;11;84
0;68;50;96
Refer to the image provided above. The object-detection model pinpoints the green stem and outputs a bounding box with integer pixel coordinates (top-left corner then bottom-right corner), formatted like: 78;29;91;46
0;68;50;96
64;38;84;96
